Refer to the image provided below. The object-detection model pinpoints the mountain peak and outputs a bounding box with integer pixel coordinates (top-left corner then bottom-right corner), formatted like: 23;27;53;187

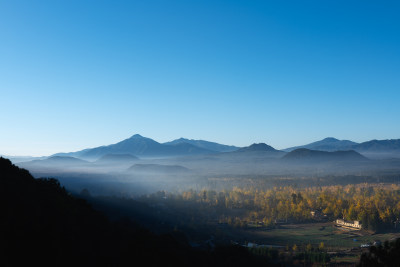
284;137;358;152
238;143;277;152
322;137;339;142
129;134;144;139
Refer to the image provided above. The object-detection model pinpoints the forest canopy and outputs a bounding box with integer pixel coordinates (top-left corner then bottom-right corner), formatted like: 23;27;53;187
141;184;400;232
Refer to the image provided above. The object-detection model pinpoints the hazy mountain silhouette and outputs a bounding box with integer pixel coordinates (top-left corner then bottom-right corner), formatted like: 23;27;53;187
3;155;48;163
282;148;368;163
203;143;286;163
54;134;215;160
284;138;400;159
21;156;90;168
164;138;239;152
50;135;400;161
353;139;400;152
95;153;139;164
127;164;190;174
237;143;279;152
284;137;358;152
46;156;89;163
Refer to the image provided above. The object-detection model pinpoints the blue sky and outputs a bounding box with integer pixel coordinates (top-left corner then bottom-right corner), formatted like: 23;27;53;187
1;0;399;156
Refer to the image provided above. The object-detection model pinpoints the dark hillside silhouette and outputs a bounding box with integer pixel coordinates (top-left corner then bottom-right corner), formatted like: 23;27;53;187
0;157;271;267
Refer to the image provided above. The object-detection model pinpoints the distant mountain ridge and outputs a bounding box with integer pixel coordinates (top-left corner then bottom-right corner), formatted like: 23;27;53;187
284;137;400;158
19;156;90;168
284;137;358;152
237;143;278;152
164;138;239;152
46;156;89;163
353;139;400;152
49;135;400;161
217;143;286;159
53;134;216;160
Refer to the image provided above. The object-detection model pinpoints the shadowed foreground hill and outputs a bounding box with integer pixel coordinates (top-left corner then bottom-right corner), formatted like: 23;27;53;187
0;157;269;267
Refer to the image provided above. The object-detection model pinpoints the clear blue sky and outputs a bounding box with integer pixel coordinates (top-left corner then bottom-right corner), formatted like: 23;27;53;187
1;0;399;156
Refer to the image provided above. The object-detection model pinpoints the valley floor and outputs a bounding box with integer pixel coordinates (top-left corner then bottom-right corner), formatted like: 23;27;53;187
214;221;400;265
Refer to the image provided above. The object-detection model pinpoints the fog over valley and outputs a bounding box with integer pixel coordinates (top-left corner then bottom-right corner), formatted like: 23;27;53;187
13;135;400;196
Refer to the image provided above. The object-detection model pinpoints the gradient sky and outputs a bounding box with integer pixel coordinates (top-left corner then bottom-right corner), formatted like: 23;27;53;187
1;0;399;156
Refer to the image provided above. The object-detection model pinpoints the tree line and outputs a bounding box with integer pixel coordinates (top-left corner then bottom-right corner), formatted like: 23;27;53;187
142;183;400;232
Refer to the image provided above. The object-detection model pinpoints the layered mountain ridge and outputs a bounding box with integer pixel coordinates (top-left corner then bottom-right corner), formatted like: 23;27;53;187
47;134;400;161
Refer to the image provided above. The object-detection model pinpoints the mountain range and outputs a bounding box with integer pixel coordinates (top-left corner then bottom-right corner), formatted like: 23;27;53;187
48;135;400;161
163;138;239;152
25;156;90;167
284;137;400;159
13;135;400;189
54;134;217;160
283;137;357;152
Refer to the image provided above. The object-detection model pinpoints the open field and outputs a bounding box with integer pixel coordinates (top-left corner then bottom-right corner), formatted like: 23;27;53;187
215;222;400;265
229;222;400;250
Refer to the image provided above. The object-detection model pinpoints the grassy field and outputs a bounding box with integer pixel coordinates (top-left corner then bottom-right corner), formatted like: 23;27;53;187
231;222;400;251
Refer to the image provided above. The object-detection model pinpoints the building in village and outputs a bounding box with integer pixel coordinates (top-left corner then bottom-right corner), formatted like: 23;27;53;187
335;219;362;230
